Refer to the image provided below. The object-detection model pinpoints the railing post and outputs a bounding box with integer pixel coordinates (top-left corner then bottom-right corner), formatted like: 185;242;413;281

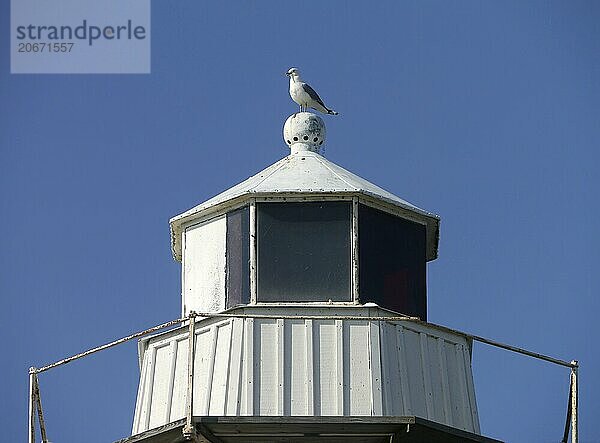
571;361;578;443
29;368;36;443
182;312;197;440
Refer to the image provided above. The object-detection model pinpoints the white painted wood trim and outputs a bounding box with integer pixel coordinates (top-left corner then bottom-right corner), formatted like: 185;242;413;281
249;199;257;304
352;197;359;303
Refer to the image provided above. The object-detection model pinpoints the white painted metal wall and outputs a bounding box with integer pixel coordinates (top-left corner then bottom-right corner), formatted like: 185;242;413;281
182;216;226;315
132;308;480;435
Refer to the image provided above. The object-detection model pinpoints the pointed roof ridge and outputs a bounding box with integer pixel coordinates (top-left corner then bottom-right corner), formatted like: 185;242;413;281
313;153;356;190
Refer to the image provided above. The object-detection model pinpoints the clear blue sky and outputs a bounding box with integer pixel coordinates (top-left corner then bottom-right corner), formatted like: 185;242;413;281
1;1;598;442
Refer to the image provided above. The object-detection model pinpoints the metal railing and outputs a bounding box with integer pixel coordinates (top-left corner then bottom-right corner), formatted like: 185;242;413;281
27;312;579;443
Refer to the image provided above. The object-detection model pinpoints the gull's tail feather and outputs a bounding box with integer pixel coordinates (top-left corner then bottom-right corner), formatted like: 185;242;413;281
310;101;339;116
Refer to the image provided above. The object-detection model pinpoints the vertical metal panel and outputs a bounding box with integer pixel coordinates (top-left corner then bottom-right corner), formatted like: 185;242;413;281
209;322;233;415
462;343;481;433
347;322;371;415
242;318;254;415
403;329;426;417
314;321;337;415
192;328;215;416
164;341;178;422
453;342;469;430
276;319;285;415
396;325;412;415
379;322;400;416
419;333;434;419
335;320;344;415
305;320;315;415
142;347;156;431
169;338;188;422
256;320;278;414
183;216;226;314
148;344;172;429
426;335;445;422
437;337;453;427
369;321;383;415
226;318;244;416
341;321;350;415
285;320;308;415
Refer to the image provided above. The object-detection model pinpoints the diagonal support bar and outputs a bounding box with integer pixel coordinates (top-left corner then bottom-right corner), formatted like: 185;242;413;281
561;377;572;443
33;373;49;443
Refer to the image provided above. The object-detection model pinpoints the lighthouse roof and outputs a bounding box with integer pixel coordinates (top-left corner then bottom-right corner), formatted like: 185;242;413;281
170;150;440;262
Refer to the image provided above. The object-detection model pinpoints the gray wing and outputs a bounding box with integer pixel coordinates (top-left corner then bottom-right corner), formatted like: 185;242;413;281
302;83;327;108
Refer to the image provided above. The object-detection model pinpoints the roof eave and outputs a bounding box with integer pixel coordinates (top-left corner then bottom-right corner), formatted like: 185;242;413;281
169;190;440;262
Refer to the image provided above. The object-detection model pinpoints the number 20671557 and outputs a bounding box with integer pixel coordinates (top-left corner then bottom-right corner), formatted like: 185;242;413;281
17;42;74;53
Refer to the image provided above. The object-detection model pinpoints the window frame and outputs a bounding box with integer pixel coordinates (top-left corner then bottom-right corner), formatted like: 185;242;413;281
249;195;427;307
252;197;354;304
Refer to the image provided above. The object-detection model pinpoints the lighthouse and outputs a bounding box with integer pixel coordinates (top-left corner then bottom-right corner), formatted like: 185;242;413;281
120;112;501;442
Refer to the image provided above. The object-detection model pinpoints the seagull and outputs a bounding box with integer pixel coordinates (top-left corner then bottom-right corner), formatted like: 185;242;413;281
286;67;338;115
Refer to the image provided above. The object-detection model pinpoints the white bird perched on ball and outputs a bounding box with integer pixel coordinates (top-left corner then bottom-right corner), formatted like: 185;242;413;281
286;67;338;115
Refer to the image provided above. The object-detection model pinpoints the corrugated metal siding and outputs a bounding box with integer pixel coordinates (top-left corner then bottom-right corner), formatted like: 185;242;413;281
132;315;480;435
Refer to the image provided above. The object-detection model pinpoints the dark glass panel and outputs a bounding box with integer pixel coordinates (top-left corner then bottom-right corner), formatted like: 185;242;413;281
257;202;352;302
226;206;250;308
359;204;427;320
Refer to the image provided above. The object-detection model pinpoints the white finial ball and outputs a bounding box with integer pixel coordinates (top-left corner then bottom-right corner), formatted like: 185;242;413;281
283;112;326;154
